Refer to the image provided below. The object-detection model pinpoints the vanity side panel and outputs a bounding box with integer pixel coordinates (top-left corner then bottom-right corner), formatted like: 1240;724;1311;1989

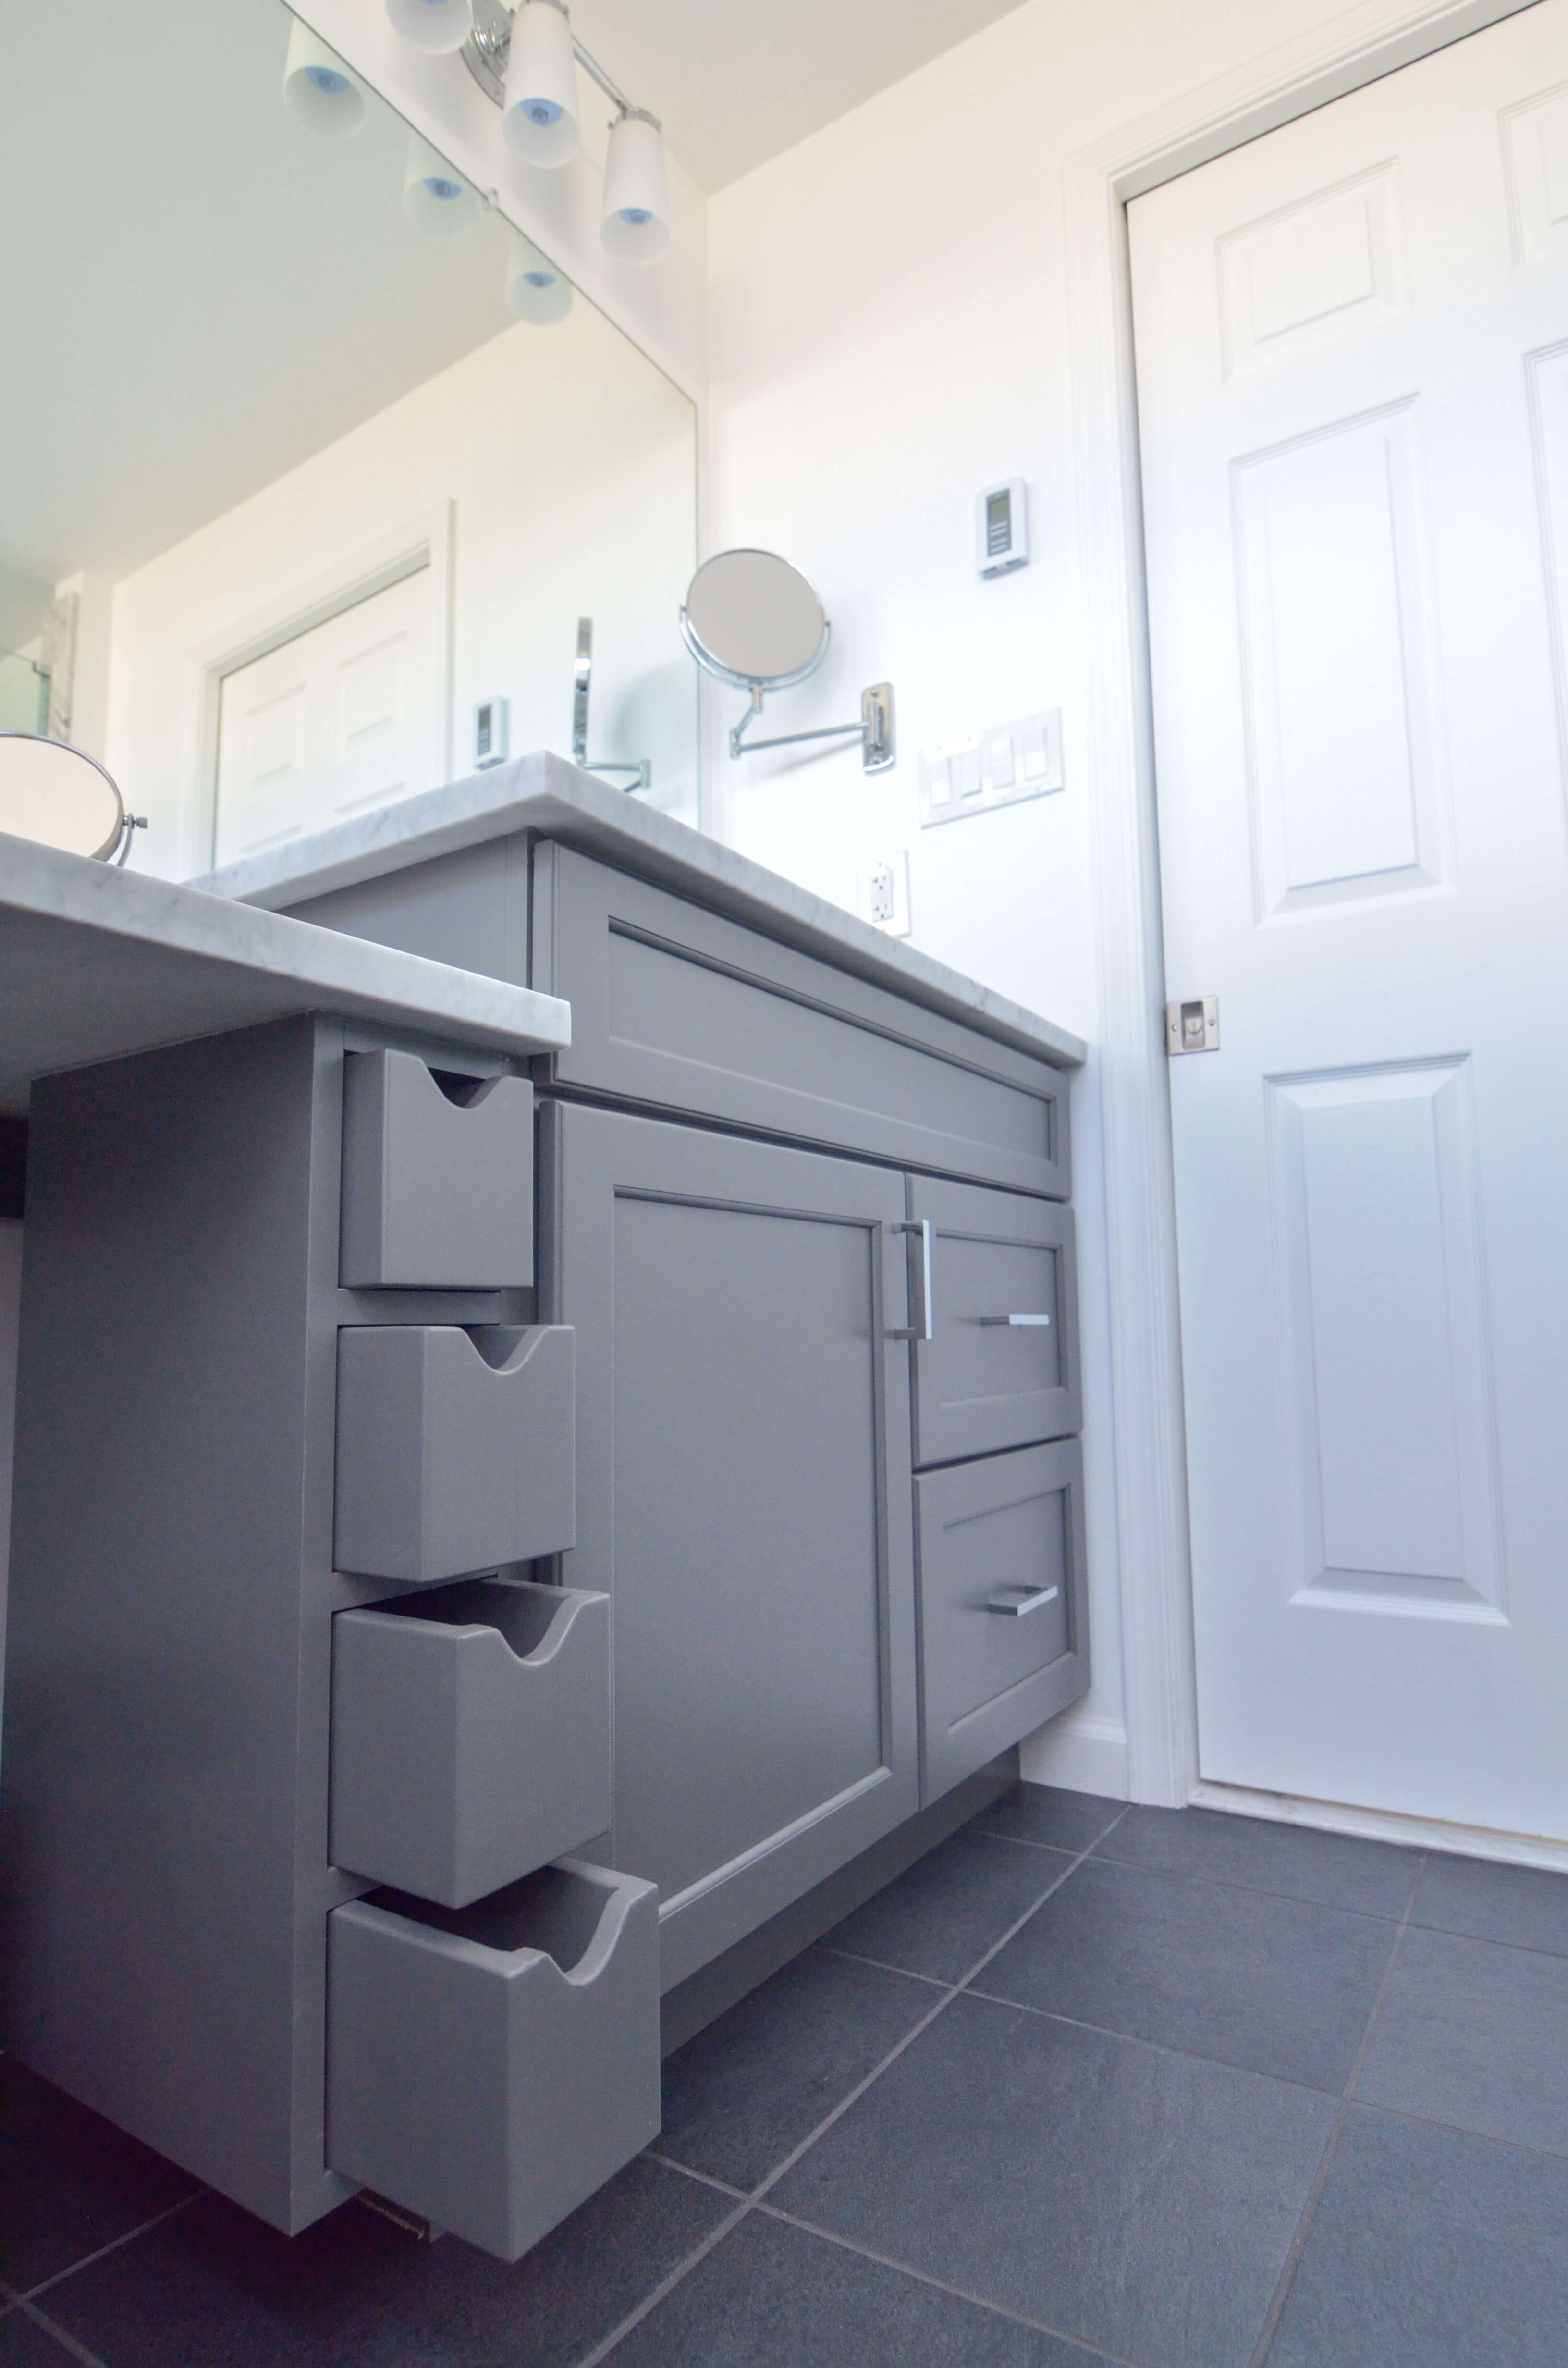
284;834;529;986
0;1017;346;2233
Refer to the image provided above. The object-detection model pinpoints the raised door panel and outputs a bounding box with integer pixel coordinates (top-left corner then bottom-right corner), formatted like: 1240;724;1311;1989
539;1101;918;1988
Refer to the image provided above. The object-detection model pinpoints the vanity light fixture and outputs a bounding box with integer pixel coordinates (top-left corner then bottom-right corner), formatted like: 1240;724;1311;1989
282;18;366;136
501;0;580;165
385;0;475;55
452;0;671;263
403;132;482;235
505;231;573;322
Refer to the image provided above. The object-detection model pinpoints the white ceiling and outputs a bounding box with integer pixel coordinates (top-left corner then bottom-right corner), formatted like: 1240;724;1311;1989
568;0;1033;193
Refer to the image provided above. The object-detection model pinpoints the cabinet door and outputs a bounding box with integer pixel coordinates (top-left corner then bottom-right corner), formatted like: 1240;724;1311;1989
908;1177;1081;1468
540;1102;918;1989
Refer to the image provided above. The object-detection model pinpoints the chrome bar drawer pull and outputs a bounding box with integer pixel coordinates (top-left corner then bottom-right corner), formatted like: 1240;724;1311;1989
985;1585;1060;1617
887;1218;934;1342
976;1312;1052;1327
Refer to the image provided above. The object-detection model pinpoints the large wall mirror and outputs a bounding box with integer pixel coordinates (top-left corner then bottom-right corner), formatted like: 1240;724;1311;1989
1;0;698;879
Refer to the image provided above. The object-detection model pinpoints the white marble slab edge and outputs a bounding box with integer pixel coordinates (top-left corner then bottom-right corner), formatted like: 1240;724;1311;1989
192;755;1088;1071
2;829;571;1074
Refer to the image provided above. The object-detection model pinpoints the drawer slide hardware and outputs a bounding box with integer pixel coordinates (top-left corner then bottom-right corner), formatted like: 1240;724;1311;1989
986;1585;1060;1617
888;1217;934;1342
976;1312;1052;1327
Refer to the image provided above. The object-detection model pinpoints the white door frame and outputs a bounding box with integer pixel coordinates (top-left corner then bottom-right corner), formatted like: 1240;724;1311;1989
1066;0;1543;1811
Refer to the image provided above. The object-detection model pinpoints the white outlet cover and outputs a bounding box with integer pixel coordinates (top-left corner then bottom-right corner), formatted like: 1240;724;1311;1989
856;849;911;937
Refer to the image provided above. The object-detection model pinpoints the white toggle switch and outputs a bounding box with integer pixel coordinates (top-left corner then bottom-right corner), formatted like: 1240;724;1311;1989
956;747;983;799
919;709;1063;828
928;759;952;807
1020;727;1048;779
987;737;1016;790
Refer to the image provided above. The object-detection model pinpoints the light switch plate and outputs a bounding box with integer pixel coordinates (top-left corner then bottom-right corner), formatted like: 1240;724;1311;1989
919;709;1063;828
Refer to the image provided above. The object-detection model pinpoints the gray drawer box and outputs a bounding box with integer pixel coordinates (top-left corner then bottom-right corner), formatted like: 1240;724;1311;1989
334;1325;575;1582
327;1860;659;2261
916;1439;1089;1804
340;1048;534;1290
909;1178;1080;1468
331;1579;611;1908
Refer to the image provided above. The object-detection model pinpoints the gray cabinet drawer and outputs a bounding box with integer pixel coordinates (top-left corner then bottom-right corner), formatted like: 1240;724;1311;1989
917;1440;1089;1804
326;1860;659;2261
909;1179;1080;1467
334;1325;575;1581
340;1049;533;1289
533;844;1069;1196
331;1580;610;1907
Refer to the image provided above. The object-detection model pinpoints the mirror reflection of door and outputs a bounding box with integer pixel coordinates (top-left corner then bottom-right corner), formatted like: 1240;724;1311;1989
212;564;439;866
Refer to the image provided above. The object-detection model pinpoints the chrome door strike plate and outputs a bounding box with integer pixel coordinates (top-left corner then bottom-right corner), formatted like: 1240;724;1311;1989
1165;997;1220;1055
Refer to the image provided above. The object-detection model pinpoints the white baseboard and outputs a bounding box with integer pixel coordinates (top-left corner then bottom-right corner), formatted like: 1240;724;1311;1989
1191;1778;1568;1875
1019;1712;1129;1801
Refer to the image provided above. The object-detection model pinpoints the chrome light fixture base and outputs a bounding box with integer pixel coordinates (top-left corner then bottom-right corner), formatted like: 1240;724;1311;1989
462;0;658;130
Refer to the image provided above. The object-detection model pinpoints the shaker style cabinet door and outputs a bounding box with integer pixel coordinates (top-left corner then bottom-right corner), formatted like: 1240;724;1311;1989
906;1177;1081;1468
539;1101;919;1990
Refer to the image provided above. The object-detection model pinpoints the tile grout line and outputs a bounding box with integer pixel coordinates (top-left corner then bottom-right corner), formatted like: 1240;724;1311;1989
1086;1844;1420;1924
958;1984;1353;2099
750;2195;1156;2368
17;2192;199;2305
1246;1849;1429;2368
580;1806;1130;2366
807;1940;953;1988
642;2152;751;2200
7;2291;115;2368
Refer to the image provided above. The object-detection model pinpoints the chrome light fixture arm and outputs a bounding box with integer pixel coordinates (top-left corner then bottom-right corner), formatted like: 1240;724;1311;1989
465;1;658;130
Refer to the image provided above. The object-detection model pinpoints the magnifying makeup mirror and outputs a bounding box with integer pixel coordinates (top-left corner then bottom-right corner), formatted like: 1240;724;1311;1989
0;735;145;863
680;550;894;772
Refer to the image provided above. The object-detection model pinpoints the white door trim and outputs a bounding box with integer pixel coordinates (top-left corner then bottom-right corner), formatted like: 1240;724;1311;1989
1065;0;1543;1808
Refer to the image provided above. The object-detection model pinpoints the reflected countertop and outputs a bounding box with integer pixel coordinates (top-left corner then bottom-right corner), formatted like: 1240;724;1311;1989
0;829;570;1116
192;754;1088;1071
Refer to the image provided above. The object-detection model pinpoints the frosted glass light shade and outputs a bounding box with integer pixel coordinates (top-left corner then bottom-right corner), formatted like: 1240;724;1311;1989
386;0;474;54
282;19;366;136
505;233;572;323
503;1;579;167
404;134;482;236
600;111;669;260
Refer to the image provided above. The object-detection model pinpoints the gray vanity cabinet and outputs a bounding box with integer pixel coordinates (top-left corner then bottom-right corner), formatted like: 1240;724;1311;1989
538;1099;919;1989
907;1177;1082;1468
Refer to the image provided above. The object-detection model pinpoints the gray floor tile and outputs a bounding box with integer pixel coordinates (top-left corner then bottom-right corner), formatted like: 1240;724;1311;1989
659;1949;936;2190
1355;1924;1568;2156
1411;1850;1568;1958
608;2211;1100;2366
1268;2106;1568;2368
39;2159;728;2368
821;1827;1074;1986
975;1854;1396;2092
0;2306;98;2367
771;1990;1335;2368
1096;1804;1420;1920
973;1784;1126;1857
0;2059;197;2295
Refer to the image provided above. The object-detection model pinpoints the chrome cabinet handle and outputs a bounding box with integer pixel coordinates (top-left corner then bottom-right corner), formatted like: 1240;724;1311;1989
887;1219;933;1342
976;1312;1052;1327
985;1585;1060;1617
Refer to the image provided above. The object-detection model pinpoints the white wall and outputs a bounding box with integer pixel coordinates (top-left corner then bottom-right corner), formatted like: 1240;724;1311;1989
702;0;1364;1798
110;303;696;882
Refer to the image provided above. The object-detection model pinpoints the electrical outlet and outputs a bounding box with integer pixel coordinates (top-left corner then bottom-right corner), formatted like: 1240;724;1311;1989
856;851;911;937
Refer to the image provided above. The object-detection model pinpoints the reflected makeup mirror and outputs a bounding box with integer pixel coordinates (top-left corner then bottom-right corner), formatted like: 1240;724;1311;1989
0;734;142;863
681;549;893;772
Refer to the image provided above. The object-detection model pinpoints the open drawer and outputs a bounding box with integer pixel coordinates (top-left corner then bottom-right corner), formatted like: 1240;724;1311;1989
334;1324;575;1582
331;1579;611;1907
340;1048;534;1290
327;1860;660;2262
917;1438;1089;1803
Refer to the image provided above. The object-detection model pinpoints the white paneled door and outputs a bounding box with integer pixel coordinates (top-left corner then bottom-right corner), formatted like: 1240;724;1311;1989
213;564;440;868
1131;0;1568;1838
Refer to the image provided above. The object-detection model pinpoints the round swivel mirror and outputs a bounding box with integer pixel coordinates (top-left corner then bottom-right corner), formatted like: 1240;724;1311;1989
680;549;830;692
0;734;134;862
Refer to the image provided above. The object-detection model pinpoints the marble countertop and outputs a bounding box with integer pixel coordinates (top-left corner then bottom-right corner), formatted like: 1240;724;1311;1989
192;755;1088;1071
0;829;570;1116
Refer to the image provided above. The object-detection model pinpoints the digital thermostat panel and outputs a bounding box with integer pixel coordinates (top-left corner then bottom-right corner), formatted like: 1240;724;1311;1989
977;479;1028;578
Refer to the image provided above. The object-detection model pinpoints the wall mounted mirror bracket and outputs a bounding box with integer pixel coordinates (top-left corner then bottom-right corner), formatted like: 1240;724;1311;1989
681;550;895;775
